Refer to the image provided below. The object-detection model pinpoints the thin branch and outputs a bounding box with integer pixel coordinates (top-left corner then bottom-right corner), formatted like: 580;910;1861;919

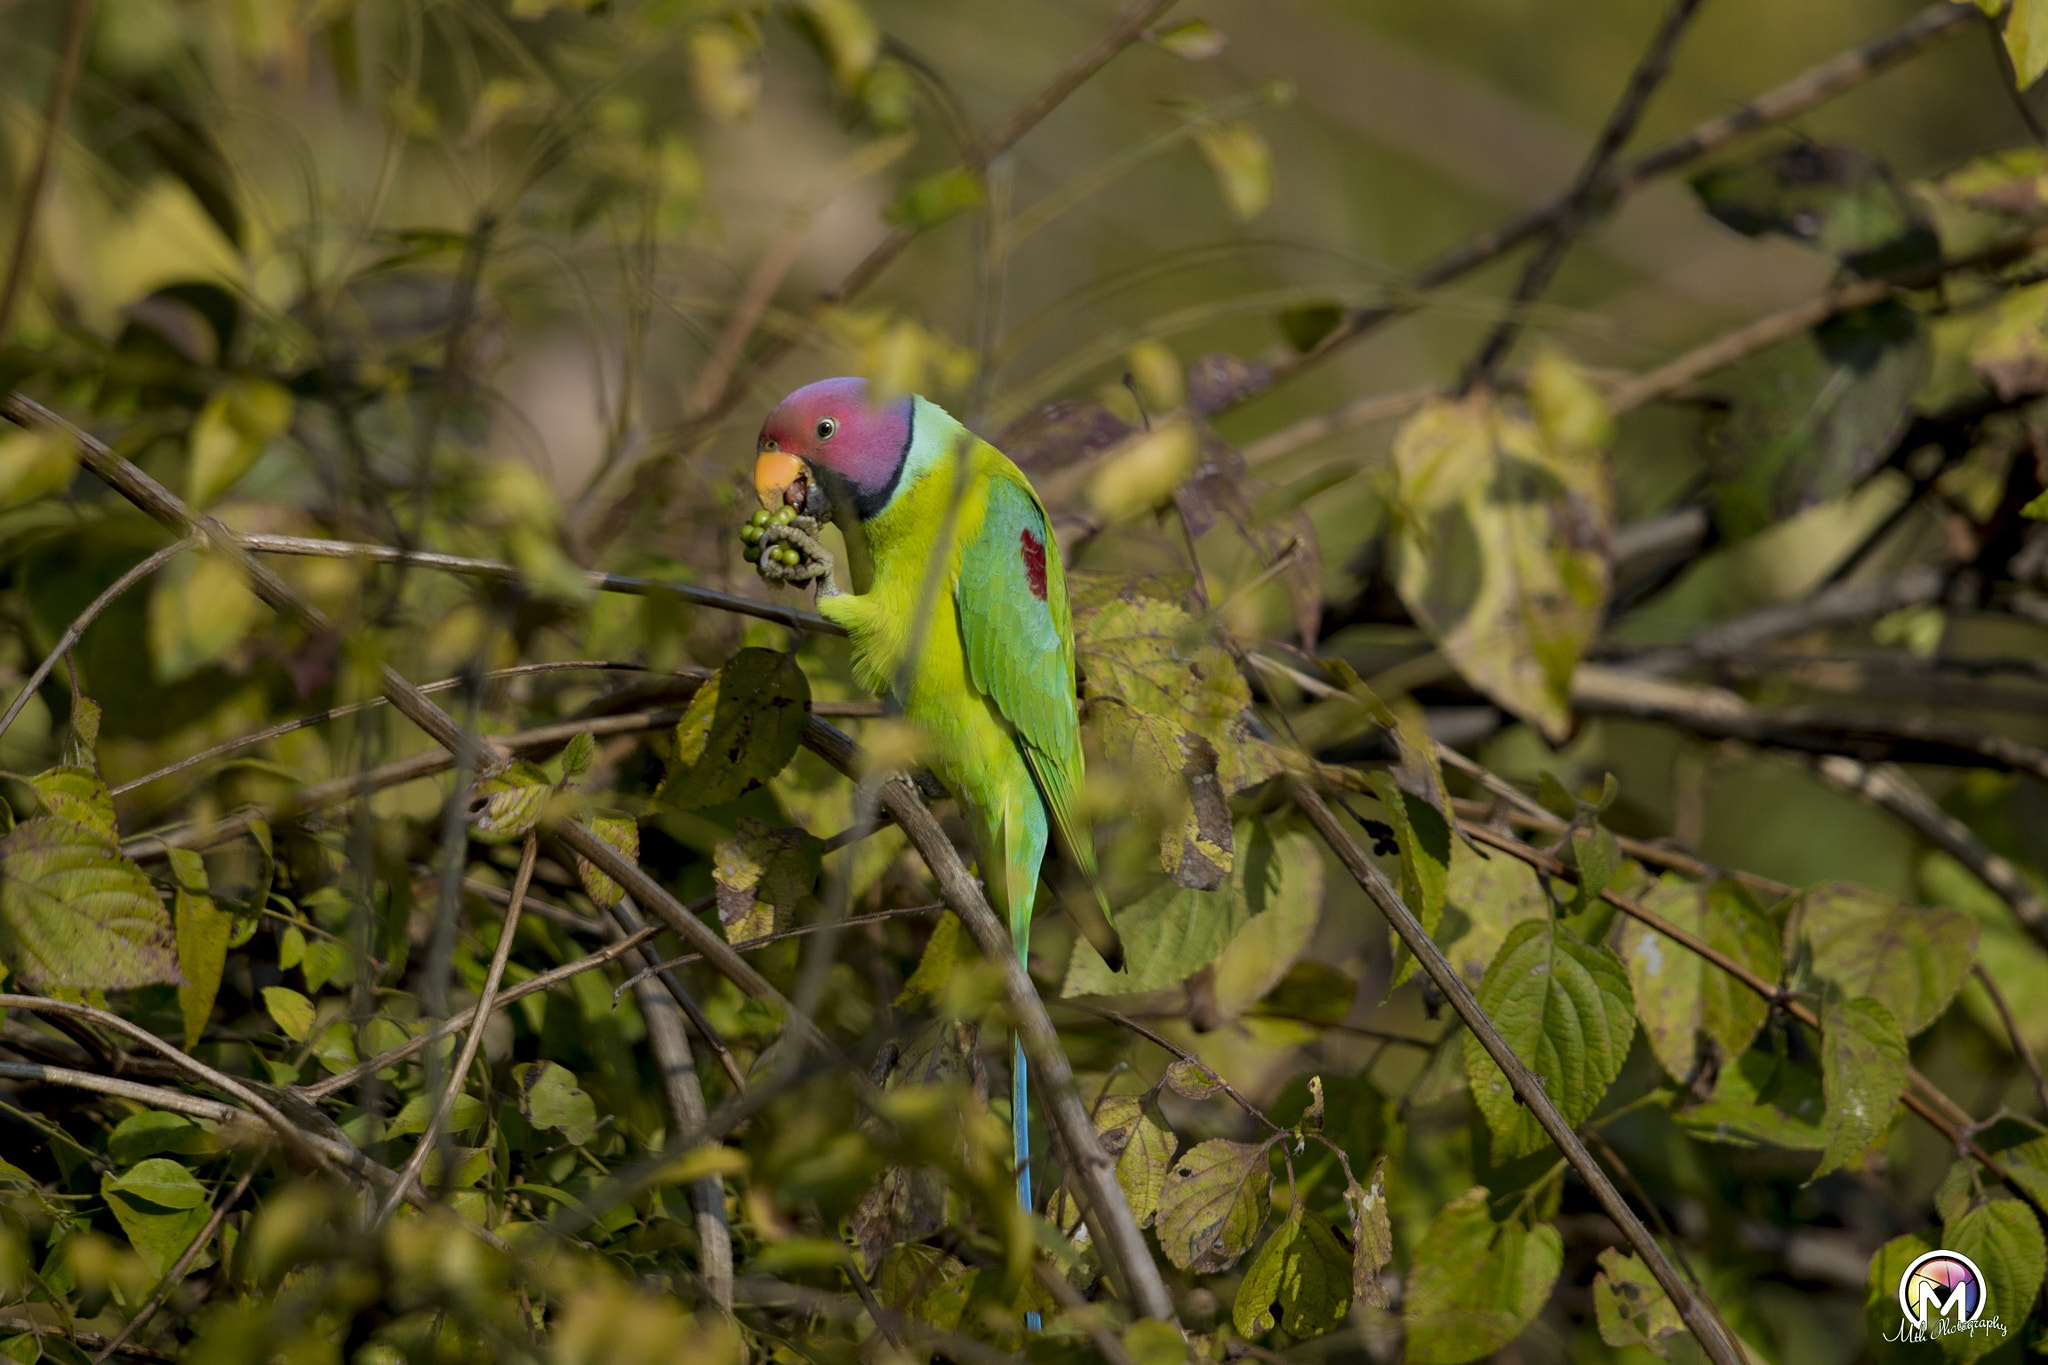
1612;570;1947;677
0;1314;175;1364
1974;963;2048;1118
600;892;750;1096
801;716;1178;1323
0;537;195;744
612;903;945;998
1289;780;1745;1365
0;0;94;340
236;530;842;636
1239;387;1432;467
90;1164;255;1364
1463;0;1708;389
1060;1003;1281;1134
2;394;509;769
375;833;537;1228
1240;2;1978;411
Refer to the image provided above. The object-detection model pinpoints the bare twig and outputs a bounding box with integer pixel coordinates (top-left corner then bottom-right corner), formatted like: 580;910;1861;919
375;834;537;1227
612;902;945;997
600;892;750;1096
1;394;510;769
1239;387;1432;467
1463;0;1709;389
90;1164;255;1363
1974;964;2048;1118
0;1314;175;1364
0;537;195;744
0;0;94;340
1289;781;1745;1365
801;716;1177;1323
1061;1004;1281;1134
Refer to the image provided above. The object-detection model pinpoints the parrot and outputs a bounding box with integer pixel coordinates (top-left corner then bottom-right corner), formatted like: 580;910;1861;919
745;376;1123;1239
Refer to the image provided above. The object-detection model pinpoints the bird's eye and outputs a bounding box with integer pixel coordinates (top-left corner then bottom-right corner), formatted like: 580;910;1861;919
815;417;837;440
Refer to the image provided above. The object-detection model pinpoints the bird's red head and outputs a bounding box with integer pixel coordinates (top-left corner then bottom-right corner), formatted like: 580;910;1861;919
754;377;914;520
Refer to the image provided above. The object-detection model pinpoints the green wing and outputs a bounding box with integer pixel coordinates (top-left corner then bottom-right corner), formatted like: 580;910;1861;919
953;454;1095;880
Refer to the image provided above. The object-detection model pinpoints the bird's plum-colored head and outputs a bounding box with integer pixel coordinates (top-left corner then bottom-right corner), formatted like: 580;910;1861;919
754;377;913;520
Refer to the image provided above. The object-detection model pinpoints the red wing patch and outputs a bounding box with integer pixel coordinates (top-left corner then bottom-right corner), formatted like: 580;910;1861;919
1019;528;1048;600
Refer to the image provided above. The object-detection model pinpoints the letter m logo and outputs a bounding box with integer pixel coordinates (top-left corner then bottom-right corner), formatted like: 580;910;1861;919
1915;1279;1970;1325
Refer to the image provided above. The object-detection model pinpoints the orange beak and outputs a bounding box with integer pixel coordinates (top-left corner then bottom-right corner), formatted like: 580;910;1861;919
753;450;805;513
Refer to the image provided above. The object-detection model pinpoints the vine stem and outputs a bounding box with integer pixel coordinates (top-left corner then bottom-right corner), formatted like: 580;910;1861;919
1288;780;1746;1365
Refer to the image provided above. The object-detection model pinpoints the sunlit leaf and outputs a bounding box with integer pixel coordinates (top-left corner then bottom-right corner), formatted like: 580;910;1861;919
26;767;115;838
262;986;313;1042
0;818;176;990
1403;1188;1562;1365
0;427;79;509
1232;1204;1351;1338
1619;875;1778;1084
1593;1248;1681;1357
1814;994;1908;1178
148;550;262;683
516;1060;598;1144
1084;417;1199;521
1464;919;1635;1161
572;809;638;910
1152;19;1227;59
1798;882;1977;1037
471;760;554;844
1939;1199;2045;1362
714;818;821;943
1154;1137;1271;1272
102;1162;211;1280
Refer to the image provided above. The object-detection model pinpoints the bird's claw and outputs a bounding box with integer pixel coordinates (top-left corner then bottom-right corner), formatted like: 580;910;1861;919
756;517;838;593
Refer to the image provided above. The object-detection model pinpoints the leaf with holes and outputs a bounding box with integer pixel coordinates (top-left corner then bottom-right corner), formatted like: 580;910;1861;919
471;760;553;844
1232;1204;1351;1339
1404;1188;1563;1365
0;818;177;990
659;648;811;810
1815;994;1908;1178
1390;392;1612;743
1798;883;1976;1037
1347;1156;1394;1310
1464;919;1635;1161
1154;1138;1271;1272
1620;875;1779;1084
1593;1248;1681;1357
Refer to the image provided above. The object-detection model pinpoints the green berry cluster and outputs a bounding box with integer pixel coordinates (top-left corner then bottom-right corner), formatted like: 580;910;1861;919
739;505;801;566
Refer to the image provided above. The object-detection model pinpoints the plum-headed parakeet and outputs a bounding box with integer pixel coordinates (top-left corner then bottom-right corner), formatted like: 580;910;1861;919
747;376;1122;1226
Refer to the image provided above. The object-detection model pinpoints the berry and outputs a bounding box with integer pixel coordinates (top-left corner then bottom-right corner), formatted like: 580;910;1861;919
740;524;761;543
742;544;761;564
749;509;770;527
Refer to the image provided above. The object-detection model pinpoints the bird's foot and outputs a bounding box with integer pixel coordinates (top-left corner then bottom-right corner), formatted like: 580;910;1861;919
756;517;839;594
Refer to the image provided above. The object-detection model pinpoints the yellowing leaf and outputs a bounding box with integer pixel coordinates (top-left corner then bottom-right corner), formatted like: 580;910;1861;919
148;550;262;682
884;166;984;229
0;427;79;509
187;377;293;508
1463;919;1634;1161
713;819;821;943
1084;417;1198;521
262;985;314;1042
1403;1188;1562;1365
0;818;176;990
1619;875;1778;1084
659;648;811;810
174;886;232;1050
1390;392;1612;741
572;809;638;909
1593;1248;1682;1357
26;767;115;838
1193;121;1272;220
516;1060;598;1144
471;760;554;844
1232;1204;1351;1338
798;0;879;90
1347;1156;1394;1309
1152;19;1227;60
1154;1137;1270;1272
2005;0;2048;89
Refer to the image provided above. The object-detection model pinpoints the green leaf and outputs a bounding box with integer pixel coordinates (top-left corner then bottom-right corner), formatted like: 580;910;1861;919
1464;918;1635;1161
572;809;638;910
1201;824;1327;1024
101;1164;211;1280
1692;142;1939;277
1193;121;1272;220
1390;392;1612;742
1346;1155;1394;1310
1232;1204;1351;1338
1677;1048;1827;1149
1814;995;1909;1178
796;0;879;90
1154;1137;1271;1272
659;648;811;810
25;767;114;837
148;549;262;683
883;166;983;229
187;376;293;509
1098;1095;1176;1229
559;731;597;779
1619;875;1778;1083
386;1091;486;1140
1164;1058;1226;1100
1699;302;1924;541
105;1157;207;1210
108;1112;218;1165
1430;839;1550;991
1931;146;2048;215
2004;0;2048;89
1937;1199;2046;1361
516;1060;598;1144
174;886;232;1050
1151;19;1226;59
1798;882;1977;1037
0;817;177;990
1593;1248;1681;1357
1365;770;1449;926
262;985;314;1042
714;819;822;944
1865;1232;1932;1361
1403;1188;1563;1365
471;759;553;844
895;911;965;1009
1063;821;1316;996
1971;278;2048;402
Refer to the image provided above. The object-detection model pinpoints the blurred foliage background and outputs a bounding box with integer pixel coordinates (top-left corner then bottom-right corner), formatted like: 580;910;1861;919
8;0;2048;1362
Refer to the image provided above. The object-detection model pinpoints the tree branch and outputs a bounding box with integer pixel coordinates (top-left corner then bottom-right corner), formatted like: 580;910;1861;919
1289;781;1746;1365
800;716;1178;1324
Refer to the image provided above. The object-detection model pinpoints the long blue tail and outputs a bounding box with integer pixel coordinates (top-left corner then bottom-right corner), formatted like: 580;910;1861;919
1014;1033;1041;1332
